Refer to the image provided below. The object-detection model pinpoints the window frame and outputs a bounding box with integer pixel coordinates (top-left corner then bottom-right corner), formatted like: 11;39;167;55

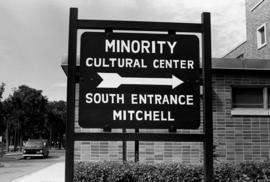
250;0;264;12
231;86;269;116
257;23;267;49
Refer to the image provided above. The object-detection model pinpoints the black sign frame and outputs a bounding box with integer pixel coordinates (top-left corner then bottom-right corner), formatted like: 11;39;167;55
65;8;213;182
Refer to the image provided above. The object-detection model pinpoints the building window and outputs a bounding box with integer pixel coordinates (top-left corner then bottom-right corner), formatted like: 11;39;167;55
257;23;267;49
231;87;270;116
232;87;263;108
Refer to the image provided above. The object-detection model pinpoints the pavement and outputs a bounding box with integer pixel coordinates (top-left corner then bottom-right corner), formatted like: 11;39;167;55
0;149;65;182
12;162;65;182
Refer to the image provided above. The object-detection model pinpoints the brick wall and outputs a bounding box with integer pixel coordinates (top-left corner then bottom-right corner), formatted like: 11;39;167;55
74;71;270;164
213;72;270;163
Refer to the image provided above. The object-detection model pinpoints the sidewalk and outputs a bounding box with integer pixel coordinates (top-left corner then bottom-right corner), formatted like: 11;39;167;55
12;162;65;182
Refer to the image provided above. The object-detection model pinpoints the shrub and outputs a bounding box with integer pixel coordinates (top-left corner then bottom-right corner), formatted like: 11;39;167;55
74;161;270;182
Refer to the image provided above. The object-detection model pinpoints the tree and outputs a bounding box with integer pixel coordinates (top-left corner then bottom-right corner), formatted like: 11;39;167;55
1;84;66;151
0;83;5;100
0;83;5;133
3;85;48;151
0;83;5;148
46;100;66;149
2;98;15;151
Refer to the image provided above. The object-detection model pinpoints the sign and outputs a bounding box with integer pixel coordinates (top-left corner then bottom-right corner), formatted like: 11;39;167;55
79;32;200;129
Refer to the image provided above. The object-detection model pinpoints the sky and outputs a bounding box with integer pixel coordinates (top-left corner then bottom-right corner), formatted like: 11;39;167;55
0;0;246;101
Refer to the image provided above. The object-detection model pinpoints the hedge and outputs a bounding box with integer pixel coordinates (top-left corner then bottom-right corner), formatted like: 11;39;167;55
74;161;270;182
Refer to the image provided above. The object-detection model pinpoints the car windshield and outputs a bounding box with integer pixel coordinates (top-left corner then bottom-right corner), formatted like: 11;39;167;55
25;141;43;147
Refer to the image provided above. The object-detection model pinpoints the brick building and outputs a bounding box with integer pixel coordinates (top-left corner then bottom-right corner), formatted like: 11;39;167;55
211;59;270;162
224;0;270;59
62;0;270;164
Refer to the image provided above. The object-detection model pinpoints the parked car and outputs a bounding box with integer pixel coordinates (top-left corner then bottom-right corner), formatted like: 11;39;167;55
23;139;49;159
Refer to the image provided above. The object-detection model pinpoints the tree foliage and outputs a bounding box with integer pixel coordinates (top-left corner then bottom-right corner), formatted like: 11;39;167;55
10;85;48;138
46;100;66;148
0;84;66;150
0;83;5;100
0;83;6;134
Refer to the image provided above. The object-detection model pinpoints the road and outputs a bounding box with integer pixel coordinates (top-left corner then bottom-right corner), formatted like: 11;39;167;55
0;150;65;182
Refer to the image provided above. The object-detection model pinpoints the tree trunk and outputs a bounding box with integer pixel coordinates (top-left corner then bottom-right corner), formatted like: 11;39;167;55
58;135;61;149
19;134;23;151
14;124;17;152
49;127;52;149
5;119;9;152
18;121;23;151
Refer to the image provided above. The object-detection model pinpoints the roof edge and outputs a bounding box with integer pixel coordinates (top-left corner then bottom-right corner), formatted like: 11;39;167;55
222;40;247;58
